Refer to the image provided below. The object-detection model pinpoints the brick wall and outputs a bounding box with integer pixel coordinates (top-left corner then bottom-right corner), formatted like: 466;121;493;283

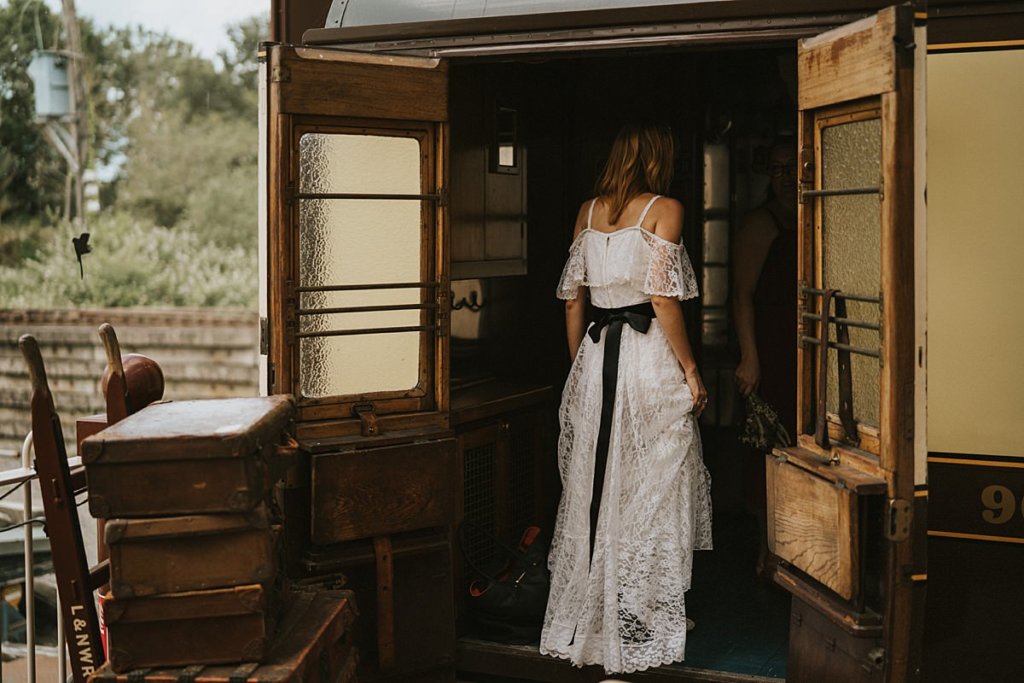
0;308;260;460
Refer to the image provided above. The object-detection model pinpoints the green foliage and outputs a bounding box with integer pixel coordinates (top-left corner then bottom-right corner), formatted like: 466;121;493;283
219;16;264;91
0;219;56;264
0;1;66;218
118;108;256;247
0;8;268;309
0;213;256;308
120;29;256;124
108;16;262;250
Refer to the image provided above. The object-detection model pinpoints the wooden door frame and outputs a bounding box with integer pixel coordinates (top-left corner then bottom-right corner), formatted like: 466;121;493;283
263;44;451;440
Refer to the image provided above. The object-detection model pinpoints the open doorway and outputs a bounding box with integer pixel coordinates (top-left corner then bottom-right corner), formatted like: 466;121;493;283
448;45;797;680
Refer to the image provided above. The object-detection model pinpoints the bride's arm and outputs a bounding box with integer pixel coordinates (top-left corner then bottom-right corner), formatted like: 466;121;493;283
647;200;708;415
565;202;590;359
566;289;587;359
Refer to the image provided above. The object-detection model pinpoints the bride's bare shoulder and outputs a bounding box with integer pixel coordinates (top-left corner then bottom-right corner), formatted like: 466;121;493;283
573;198;594;238
648;197;684;242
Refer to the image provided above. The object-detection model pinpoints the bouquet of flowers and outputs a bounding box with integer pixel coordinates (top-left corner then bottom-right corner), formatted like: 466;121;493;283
739;391;792;451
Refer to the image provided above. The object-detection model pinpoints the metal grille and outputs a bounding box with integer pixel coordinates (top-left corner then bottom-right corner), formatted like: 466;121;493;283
462;442;497;567
510;428;535;534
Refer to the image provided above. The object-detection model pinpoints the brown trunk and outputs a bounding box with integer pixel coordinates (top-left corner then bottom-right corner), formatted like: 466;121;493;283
82;396;295;517
104;585;276;672
93;590;357;683
105;507;278;598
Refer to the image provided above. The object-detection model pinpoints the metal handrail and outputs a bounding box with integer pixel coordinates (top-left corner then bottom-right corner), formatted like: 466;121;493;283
22;430;35;683
7;430;71;683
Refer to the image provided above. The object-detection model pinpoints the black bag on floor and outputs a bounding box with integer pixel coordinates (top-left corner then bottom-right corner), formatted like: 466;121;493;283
459;523;550;645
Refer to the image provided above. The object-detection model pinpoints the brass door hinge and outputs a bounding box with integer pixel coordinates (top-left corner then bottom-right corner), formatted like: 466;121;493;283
271;64;291;83
798;146;815;204
435;284;450;338
284;280;297;338
887;498;912;541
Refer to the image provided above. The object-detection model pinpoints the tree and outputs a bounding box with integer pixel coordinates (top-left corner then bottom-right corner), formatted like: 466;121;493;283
219;15;264;90
115;15;264;248
0;5;266;224
117;107;256;246
0;10;268;309
0;1;65;221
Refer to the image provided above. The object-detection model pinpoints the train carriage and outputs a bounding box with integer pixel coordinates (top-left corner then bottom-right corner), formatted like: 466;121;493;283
256;2;1024;682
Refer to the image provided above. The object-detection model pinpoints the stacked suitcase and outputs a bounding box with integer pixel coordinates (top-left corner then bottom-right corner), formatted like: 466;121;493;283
81;396;358;681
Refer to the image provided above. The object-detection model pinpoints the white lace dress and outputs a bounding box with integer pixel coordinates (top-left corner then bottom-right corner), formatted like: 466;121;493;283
540;210;714;674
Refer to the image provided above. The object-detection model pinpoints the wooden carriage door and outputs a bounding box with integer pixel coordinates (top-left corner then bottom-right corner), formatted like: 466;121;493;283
261;45;449;439
259;45;458;681
766;6;922;683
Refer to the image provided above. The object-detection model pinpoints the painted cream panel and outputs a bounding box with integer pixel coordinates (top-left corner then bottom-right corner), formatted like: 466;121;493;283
927;50;1024;457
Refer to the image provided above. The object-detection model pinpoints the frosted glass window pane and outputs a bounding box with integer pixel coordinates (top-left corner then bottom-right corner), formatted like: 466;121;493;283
297;196;424;398
298;292;423;399
299;199;421;287
300;333;420;398
299;289;420;311
299;133;421;195
821;117;881;427
302;309;420;333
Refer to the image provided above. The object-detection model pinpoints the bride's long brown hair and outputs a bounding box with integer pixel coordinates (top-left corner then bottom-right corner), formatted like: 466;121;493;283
594;123;675;224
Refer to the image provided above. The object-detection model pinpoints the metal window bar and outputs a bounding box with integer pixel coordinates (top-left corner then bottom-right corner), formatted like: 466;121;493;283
800;286;882;358
295;281;438;294
296;325;435;339
297;303;437;316
800;335;882;359
295;281;440;339
295;192;441;201
807;287;885;449
801;185;881;199
800;311;881;332
3;431;80;683
802;286;881;304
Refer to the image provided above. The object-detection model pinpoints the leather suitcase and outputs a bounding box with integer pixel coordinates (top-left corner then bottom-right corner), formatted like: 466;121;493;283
104;584;278;672
90;590;358;683
105;507;278;599
82;396;295;518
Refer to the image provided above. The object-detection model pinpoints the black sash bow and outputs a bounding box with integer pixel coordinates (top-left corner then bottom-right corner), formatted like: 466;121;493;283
584;301;655;564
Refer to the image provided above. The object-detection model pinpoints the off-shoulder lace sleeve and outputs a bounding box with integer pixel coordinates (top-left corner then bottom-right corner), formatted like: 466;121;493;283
555;234;587;300
641;232;699;300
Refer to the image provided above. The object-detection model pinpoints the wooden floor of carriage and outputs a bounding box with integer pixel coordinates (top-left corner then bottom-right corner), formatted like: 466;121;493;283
458;510;790;683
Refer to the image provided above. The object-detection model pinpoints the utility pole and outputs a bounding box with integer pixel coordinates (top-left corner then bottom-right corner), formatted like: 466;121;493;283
60;0;87;228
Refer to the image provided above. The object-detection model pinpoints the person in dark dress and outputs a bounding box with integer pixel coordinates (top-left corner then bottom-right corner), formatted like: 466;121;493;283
732;138;798;576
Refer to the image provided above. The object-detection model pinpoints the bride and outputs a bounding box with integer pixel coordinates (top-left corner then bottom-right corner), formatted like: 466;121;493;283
540;122;714;675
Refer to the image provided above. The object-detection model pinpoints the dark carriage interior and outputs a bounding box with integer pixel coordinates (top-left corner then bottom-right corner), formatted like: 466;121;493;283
445;47;797;679
293;45;800;682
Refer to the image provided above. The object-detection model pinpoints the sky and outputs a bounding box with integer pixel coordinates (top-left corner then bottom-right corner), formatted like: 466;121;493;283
40;0;268;59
